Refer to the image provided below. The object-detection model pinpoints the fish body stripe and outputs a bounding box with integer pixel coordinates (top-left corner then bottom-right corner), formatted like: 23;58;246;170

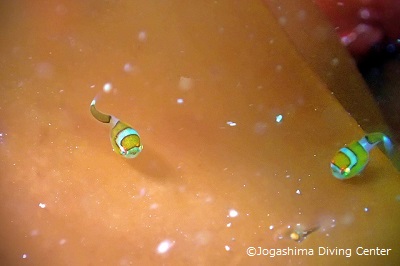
339;147;358;170
115;127;140;151
110;121;142;158
330;132;392;179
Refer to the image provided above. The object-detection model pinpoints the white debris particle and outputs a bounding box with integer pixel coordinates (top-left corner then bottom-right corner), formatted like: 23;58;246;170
331;57;339;66
59;239;67;245
176;98;184;104
178;76;193;91
278;16;287;26
149;203;159;210
225;245;231;251
269;225;274;230
275;114;283;123
30;229;39;236
123;63;134;73
295;189;301;195
341;32;357;46
228;209;238;218
157;239;175;254
22;254;28;259
297;9;306;20
226;121;237;127
138;31;147;42
38;203;46;209
364;207;369;212
359;8;370;19
103;82;112;93
226;222;232;228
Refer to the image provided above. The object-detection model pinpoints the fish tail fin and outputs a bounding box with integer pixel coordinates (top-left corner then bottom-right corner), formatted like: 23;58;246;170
382;135;394;155
90;95;112;123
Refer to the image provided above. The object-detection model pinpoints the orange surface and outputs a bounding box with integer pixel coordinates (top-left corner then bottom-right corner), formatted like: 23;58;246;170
0;1;399;265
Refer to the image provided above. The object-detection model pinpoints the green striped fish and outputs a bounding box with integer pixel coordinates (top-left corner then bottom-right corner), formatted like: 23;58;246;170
90;97;143;158
330;132;393;179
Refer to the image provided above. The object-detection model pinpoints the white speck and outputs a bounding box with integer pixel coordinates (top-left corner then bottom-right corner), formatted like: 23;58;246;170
225;245;230;251
359;8;370;19
341;32;357;46
157;239;175;254
103;82;112;93
285;174;290;178
30;229;39;236
139;188;146;197
150;203;159;210
123;63;134;73
226;121;237;127
176;98;184;104
178;76;193;91
364;207;369;212
59;239;67;245
48;123;51;126
226;222;232;228
228;209;238;218
275;114;283;123
22;254;28;259
254;122;267;134
295;189;301;195
138;31;147;42
278;16;287;26
38;203;46;209
269;225;274;230
331;57;339;66
297;10;306;21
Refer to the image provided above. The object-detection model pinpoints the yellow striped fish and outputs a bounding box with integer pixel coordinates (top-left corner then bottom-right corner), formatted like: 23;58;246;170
90;97;143;158
330;132;393;179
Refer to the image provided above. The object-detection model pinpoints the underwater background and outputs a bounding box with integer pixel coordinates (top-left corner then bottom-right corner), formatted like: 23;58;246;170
0;0;399;265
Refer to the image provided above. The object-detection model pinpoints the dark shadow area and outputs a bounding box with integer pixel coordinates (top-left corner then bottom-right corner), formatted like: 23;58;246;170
129;144;179;182
358;41;400;170
358;40;400;139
